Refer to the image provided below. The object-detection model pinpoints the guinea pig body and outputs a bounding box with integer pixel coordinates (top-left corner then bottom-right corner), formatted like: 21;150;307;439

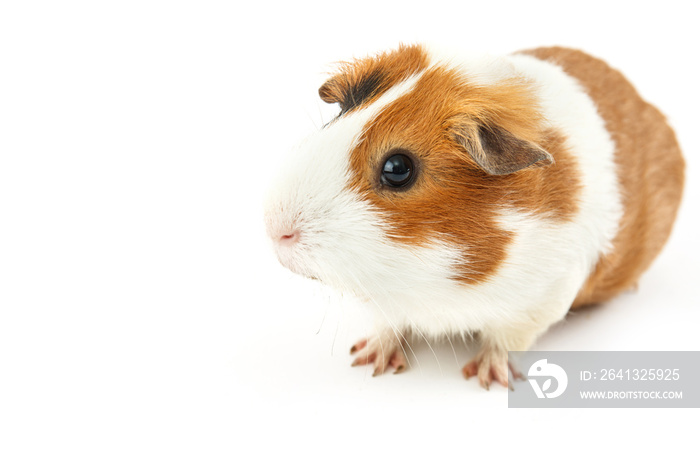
264;45;684;388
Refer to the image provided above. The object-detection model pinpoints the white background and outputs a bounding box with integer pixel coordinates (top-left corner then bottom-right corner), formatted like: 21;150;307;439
1;0;698;464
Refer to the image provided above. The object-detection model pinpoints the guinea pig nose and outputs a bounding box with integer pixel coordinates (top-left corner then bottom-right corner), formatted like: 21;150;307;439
278;229;300;245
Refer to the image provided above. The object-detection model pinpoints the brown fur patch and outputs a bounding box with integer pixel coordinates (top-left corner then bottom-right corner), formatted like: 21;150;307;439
344;56;582;283
318;44;430;116
521;47;685;307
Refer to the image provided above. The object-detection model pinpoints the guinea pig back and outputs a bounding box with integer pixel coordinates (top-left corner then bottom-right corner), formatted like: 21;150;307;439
521;47;685;307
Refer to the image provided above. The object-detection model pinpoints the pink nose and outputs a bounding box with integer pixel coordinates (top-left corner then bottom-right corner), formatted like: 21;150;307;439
278;229;300;245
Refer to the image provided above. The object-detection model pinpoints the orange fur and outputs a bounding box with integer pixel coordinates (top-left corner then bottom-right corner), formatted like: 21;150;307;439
319;44;429;114
336;46;582;283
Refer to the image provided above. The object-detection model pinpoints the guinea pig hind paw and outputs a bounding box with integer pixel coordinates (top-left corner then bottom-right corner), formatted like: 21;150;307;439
462;351;510;390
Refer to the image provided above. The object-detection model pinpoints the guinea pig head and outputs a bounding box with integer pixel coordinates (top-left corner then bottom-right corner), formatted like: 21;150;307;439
264;45;555;298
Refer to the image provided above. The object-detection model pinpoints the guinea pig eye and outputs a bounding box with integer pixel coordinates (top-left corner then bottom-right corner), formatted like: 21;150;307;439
380;153;415;188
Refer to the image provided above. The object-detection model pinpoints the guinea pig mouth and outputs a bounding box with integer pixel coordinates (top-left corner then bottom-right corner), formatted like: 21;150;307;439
274;248;318;281
275;253;302;275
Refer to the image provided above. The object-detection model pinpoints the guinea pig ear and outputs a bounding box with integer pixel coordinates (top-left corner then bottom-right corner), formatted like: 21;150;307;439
319;77;353;115
318;78;341;105
318;68;386;115
453;123;554;175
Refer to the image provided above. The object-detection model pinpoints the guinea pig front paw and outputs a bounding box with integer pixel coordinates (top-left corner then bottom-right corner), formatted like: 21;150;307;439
350;331;408;377
462;348;522;390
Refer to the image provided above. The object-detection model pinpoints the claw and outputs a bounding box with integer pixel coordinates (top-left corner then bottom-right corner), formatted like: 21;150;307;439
350;339;367;355
508;362;524;380
349;333;407;376
463;349;510;389
461;360;478;380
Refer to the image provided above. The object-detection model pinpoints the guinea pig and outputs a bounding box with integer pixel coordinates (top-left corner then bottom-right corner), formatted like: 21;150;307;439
264;44;684;389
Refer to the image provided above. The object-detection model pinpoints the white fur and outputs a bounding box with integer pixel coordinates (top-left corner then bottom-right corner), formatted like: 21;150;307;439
265;48;623;352
265;74;428;290
424;44;522;86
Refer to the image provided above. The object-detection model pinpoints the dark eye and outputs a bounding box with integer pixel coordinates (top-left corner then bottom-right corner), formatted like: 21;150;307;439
381;153;415;188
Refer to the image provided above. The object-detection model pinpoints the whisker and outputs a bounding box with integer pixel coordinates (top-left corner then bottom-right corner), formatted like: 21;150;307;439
330;294;342;356
315;295;328;335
